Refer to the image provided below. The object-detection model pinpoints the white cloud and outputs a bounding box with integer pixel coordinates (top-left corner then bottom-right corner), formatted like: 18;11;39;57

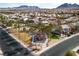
0;0;79;3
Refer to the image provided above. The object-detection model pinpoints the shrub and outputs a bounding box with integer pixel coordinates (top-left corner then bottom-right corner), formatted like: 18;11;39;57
65;50;76;56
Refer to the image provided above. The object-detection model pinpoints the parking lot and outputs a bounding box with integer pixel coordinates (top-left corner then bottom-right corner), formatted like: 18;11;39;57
0;28;30;56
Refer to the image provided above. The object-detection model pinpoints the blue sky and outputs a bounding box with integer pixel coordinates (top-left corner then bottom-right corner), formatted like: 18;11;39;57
0;0;79;8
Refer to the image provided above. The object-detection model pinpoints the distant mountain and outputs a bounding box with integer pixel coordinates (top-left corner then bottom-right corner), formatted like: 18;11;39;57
0;5;41;12
15;5;40;10
57;3;79;9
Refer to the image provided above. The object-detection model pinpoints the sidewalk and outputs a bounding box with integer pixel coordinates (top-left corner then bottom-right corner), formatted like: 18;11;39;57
72;46;79;56
73;46;79;51
0;45;3;56
0;49;3;56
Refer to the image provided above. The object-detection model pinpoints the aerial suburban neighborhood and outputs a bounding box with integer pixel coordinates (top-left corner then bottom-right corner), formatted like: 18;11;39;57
0;3;79;56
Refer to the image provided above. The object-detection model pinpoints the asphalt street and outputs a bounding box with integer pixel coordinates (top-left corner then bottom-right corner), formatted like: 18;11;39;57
0;28;30;56
40;35;79;56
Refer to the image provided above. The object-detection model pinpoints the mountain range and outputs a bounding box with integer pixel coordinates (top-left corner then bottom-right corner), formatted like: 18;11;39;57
15;3;79;9
0;3;79;10
15;5;40;9
57;3;79;9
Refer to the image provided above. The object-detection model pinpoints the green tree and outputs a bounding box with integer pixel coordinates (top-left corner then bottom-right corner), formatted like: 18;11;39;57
0;14;8;26
6;20;14;27
29;23;53;38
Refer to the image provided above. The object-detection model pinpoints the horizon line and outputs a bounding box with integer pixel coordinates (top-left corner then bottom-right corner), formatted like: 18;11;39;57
0;3;79;9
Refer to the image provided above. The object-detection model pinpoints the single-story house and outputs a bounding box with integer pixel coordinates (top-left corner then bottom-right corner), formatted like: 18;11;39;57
32;32;48;47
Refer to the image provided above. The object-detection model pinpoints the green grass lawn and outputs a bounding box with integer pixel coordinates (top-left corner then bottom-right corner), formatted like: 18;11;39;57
49;34;60;40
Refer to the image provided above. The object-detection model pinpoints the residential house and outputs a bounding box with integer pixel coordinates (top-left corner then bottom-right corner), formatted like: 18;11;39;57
32;31;48;47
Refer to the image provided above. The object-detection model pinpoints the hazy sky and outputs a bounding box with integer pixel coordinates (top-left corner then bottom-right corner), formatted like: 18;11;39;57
0;0;79;8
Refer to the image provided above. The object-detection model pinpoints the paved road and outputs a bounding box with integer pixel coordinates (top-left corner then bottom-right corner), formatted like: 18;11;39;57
40;35;79;56
0;27;30;56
